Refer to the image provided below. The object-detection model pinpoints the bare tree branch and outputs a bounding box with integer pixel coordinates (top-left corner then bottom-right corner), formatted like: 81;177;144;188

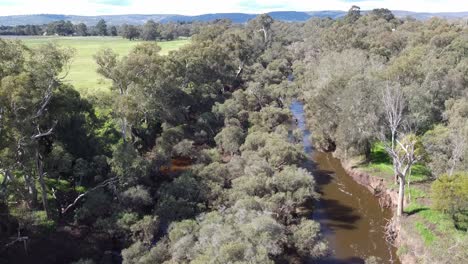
33;79;55;119
60;177;119;215
30;121;57;140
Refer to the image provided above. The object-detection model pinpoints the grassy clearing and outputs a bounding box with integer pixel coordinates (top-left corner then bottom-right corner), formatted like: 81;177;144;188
17;36;189;96
359;142;431;185
415;221;436;245
405;203;455;232
355;141;468;259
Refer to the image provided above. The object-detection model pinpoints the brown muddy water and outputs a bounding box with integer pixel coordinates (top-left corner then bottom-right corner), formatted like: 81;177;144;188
290;101;399;264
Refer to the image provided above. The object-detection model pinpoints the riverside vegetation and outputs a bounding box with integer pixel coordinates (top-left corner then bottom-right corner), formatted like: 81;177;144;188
0;6;467;264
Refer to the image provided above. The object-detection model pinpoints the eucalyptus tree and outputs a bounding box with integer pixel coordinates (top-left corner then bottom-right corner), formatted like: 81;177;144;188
247;14;274;46
120;24;140;40
0;41;74;218
384;134;423;216
141;20;160;41
95;19;108;36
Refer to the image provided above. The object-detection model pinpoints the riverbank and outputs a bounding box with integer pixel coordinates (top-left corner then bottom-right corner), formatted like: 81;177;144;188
340;156;467;264
291;101;399;263
295;98;466;263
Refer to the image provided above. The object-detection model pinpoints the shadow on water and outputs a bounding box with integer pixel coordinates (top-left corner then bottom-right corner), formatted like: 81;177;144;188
291;100;399;264
316;199;361;229
308;257;366;264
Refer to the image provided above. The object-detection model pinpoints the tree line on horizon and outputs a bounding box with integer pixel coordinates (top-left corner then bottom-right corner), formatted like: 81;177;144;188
0;18;208;40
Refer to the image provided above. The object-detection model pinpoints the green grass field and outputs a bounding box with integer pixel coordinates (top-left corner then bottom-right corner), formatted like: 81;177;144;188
18;36;189;96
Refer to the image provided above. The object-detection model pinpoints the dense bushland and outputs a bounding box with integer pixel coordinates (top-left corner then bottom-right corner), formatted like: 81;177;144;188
292;7;467;262
1;14;327;263
0;7;467;264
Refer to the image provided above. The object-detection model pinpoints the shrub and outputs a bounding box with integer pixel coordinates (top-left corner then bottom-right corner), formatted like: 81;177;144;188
431;173;468;230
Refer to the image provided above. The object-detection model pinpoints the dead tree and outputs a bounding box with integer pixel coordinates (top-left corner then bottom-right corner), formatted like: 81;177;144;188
448;131;466;176
382;83;406;183
385;135;421;216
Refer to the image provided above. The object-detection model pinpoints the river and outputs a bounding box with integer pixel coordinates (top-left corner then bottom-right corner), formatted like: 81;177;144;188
290;101;399;264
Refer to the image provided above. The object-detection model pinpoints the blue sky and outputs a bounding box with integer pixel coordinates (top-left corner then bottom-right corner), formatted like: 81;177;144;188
0;0;467;16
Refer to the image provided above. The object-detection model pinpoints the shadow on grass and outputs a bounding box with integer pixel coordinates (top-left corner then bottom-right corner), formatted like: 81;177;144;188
405;203;430;216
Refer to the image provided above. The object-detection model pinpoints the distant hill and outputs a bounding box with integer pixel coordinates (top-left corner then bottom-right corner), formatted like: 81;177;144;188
391;11;468;20
0;10;467;26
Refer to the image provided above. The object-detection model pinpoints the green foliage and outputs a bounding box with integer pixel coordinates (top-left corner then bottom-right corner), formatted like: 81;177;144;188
164;210;287;263
10;207;56;232
4;10;467;264
155;172;206;222
122;241;147;264
122;185;153;208
130;216;159;243
432;173;468;214
453;212;468;231
406;186;426;199
215;122;245;154
292;219;328;257
95;19;108;36
432;173;468;230
74;190;112;224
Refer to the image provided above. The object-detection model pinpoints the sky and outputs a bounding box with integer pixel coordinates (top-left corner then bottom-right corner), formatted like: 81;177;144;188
0;0;467;16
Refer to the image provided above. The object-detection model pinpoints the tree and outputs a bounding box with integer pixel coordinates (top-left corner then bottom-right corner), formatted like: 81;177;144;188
431;173;468;231
109;26;118;36
370;8;395;21
94;48;133;142
382;83;406;183
46;20;74;36
445;98;468;176
385;134;422;216
432;173;468;214
248;14;274;46
95;19;108;36
345;5;361;23
291;219;327;257
141;20;160;41
120;24;140;40
75;23;88;36
0;42;74;218
215;122;245;155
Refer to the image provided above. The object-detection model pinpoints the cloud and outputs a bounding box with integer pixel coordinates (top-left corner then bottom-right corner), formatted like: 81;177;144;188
95;0;132;6
0;0;467;16
0;0;24;6
238;0;289;13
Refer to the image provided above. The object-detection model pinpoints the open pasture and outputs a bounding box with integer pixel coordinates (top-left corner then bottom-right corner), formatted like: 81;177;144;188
14;36;189;95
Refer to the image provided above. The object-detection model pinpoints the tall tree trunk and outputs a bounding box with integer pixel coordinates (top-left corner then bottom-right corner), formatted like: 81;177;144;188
36;149;50;219
397;175;405;216
364;141;371;162
261;26;268;43
121;116;127;143
24;174;38;208
391;130;399;184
